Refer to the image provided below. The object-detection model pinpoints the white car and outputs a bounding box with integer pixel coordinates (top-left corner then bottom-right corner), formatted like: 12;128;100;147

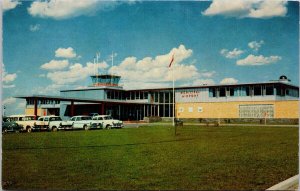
92;115;123;129
65;115;95;130
9;115;36;133
33;116;62;132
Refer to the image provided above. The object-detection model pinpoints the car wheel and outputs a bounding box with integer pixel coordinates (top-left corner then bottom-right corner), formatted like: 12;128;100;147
106;125;111;129
52;126;58;132
84;125;89;131
26;127;32;133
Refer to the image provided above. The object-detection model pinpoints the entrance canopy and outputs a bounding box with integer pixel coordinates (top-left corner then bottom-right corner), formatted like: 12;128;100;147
15;95;149;119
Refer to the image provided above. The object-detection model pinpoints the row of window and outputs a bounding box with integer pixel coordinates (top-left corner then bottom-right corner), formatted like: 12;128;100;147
150;92;173;103
209;85;298;98
106;90;148;100
178;107;203;113
106;90;174;103
26;99;60;105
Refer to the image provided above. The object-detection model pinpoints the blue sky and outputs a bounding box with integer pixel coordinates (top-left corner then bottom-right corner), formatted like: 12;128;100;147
2;0;299;115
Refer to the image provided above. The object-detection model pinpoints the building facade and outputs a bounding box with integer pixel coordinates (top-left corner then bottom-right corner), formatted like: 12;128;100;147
18;75;299;122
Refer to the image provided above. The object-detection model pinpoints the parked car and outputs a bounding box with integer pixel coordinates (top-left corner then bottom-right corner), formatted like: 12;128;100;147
64;116;95;130
33;116;63;132
2;117;22;133
8;115;37;133
92;115;123;129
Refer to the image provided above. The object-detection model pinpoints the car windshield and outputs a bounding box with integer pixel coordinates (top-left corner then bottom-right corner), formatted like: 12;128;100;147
81;117;92;120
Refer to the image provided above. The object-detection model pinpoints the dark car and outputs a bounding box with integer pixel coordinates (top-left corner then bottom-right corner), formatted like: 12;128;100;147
2;117;22;133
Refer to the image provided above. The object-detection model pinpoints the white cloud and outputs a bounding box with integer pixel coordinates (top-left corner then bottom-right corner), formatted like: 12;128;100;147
220;78;238;84
46;61;109;85
3;73;17;83
108;44;203;89
3;0;21;12
29;24;40;32
55;47;77;58
220;48;244;59
202;0;287;19
2;64;17;84
236;54;281;66
3;84;16;88
248;40;264;51
248;0;287;18
200;71;216;78
3;97;16;105
31;84;68;95
41;60;69;70
27;0;130;20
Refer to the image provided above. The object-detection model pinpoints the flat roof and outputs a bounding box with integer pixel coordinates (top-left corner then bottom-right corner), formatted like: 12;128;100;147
61;81;298;92
15;95;148;105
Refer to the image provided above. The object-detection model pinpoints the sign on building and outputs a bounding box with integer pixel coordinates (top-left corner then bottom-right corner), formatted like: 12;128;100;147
239;104;274;118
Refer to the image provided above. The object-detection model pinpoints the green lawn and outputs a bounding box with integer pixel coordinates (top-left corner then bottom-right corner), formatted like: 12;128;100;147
2;125;298;190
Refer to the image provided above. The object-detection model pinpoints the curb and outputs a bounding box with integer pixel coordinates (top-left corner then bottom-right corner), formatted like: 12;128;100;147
267;175;298;190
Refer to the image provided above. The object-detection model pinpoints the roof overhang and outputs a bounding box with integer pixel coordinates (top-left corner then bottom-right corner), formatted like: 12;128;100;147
15;95;148;105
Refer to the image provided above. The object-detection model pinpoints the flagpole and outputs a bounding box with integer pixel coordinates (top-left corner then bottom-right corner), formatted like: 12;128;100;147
168;54;175;134
172;60;175;128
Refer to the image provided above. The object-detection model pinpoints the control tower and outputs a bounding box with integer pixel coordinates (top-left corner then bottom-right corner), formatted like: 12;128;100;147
90;74;122;87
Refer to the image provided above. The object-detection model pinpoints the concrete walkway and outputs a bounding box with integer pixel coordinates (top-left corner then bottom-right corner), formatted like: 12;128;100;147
267;175;299;190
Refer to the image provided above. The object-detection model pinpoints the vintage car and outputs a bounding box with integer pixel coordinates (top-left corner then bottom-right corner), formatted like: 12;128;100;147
2;117;22;133
8;115;37;133
33;116;63;132
92;115;123;129
64;115;95;130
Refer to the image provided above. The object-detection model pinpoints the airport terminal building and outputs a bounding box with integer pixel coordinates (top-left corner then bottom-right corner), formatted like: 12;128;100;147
17;75;299;122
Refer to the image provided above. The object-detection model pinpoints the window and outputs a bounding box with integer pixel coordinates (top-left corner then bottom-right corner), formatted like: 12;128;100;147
107;91;111;99
50;117;61;121
159;92;164;103
209;88;217;97
165;92;170;103
104;116;113;120
81;117;92;120
253;86;262;96
188;107;193;113
219;87;226;97
287;88;299;97
154;92;159;102
130;92;134;100
275;85;283;96
240;86;250;96
44;118;49;121
266;85;274;95
198;107;203;112
24;116;35;121
139;91;143;99
179;107;184;113
135;91;140;99
143;92;148;99
229;87;234;96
